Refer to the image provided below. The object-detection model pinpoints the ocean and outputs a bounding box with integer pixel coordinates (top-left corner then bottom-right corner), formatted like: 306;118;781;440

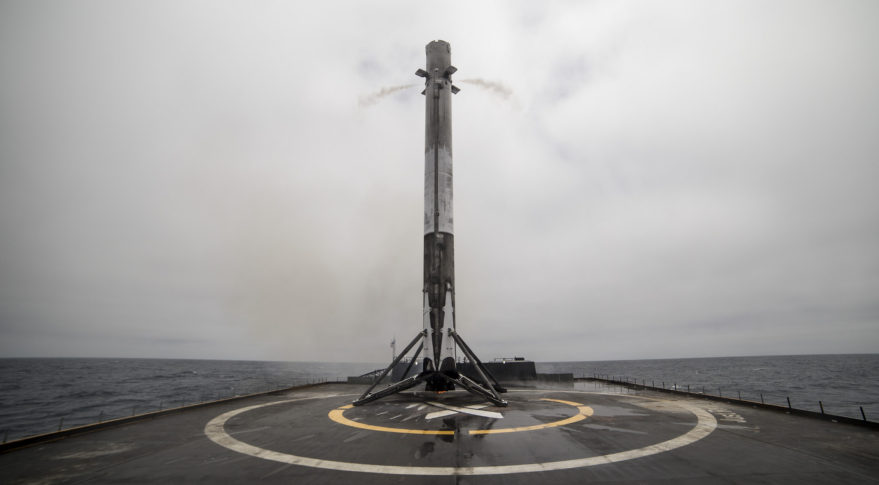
538;354;879;422
1;354;876;442
0;358;378;442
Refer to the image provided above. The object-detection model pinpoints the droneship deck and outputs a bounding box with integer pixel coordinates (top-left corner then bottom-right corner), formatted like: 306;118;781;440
2;382;877;484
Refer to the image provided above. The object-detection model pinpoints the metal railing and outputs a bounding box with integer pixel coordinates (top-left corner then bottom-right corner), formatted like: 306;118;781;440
578;373;876;428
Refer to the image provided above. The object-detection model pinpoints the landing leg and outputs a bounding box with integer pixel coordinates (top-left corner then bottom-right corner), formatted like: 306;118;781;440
450;330;507;393
353;331;425;405
450;374;507;407
353;373;428;406
351;329;508;408
449;329;507;405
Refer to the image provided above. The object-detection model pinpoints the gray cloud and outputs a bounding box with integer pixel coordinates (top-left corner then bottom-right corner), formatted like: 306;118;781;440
1;0;877;361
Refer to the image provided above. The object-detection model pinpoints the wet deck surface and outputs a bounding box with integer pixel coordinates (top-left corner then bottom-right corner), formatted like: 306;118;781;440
2;383;877;483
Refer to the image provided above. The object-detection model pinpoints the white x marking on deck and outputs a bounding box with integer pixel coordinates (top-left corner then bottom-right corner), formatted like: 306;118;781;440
423;401;504;420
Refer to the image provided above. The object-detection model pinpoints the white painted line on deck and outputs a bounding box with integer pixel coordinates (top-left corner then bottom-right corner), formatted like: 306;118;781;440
204;390;718;476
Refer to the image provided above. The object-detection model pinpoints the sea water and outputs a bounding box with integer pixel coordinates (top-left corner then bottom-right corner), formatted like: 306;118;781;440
539;354;879;421
0;358;378;442
1;354;876;442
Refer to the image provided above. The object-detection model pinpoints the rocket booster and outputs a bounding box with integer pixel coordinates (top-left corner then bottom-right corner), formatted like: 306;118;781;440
351;40;506;407
417;40;460;386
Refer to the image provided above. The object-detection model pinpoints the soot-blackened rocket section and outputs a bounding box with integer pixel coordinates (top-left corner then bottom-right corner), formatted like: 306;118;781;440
353;41;507;407
421;40;457;384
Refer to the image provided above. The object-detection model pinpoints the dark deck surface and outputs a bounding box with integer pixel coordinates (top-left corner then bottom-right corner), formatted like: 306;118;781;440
2;383;877;484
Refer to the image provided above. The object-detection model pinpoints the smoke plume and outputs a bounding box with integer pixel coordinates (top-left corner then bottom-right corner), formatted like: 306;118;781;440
359;84;416;107
459;78;513;100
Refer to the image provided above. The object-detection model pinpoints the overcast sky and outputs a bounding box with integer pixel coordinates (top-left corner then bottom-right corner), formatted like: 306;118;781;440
1;1;877;362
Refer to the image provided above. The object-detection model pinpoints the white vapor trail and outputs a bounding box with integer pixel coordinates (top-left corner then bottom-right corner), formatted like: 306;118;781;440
359;84;416;107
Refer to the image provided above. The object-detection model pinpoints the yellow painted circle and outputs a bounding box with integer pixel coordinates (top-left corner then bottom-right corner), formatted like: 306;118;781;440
327;398;593;435
204;391;718;476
